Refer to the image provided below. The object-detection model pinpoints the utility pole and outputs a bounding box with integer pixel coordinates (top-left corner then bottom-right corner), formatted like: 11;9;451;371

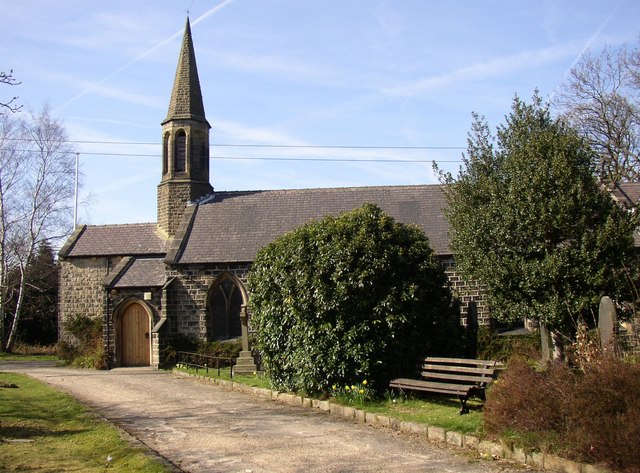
73;152;79;228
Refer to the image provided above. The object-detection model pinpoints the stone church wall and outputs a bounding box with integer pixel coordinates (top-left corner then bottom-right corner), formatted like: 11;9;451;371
58;256;122;343
164;262;252;340
440;256;490;327
157;180;212;237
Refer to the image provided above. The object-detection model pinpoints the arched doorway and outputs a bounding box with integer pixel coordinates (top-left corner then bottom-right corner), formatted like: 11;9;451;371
119;302;151;366
207;274;245;341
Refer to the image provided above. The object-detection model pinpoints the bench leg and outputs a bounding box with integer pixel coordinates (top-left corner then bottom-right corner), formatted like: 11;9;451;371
458;395;470;415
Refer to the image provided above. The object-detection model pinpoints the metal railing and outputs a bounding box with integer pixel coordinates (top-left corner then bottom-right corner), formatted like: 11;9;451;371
176;351;236;377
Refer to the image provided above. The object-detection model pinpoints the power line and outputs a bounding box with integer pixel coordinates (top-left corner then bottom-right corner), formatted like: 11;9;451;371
2;137;466;151
0;148;463;163
78;152;462;163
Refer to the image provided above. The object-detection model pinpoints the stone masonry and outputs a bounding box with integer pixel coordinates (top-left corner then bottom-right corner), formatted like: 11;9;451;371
58;257;123;344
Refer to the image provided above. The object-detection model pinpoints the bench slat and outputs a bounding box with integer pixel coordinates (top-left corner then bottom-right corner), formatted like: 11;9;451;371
425;357;498;366
390;379;471;395
421;371;494;384
422;364;497;376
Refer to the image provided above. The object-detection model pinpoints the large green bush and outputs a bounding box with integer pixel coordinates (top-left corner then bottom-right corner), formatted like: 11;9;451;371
248;203;461;396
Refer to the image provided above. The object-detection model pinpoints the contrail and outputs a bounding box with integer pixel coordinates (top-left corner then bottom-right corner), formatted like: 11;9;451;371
53;0;238;114
548;0;621;102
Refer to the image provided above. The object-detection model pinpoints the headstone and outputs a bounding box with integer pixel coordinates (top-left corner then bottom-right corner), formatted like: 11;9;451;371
540;322;551;362
598;296;617;349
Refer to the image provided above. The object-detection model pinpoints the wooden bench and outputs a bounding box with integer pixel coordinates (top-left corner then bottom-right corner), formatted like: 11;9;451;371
389;357;503;414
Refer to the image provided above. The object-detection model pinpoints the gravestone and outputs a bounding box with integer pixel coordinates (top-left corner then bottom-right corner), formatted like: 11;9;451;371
540;322;551;362
598;296;617;349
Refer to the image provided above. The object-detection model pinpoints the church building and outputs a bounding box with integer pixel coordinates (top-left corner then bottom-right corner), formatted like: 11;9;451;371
57;19;497;368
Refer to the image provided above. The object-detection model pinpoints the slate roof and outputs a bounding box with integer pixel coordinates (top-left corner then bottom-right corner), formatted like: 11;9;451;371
59;223;167;258
107;257;167;288
169;184;450;264
611;182;640;208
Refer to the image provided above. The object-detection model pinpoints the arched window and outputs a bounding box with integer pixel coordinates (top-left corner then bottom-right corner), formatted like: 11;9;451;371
174;130;186;173
207;278;242;340
162;133;169;175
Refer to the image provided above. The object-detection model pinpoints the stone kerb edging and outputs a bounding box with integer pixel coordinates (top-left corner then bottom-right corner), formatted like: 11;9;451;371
172;370;612;473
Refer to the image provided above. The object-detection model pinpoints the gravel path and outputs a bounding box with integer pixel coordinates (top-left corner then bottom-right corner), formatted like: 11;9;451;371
1;362;532;473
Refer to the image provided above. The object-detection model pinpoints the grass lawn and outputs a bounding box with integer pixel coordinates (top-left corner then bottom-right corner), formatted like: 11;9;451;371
174;365;484;435
357;396;484;434
0;353;58;361
0;372;171;473
175;364;273;389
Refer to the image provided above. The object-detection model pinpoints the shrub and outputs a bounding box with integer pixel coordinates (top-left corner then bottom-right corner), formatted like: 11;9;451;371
476;326;540;361
484;358;575;451
161;333;198;363
248;203;462;396
197;339;242;359
57;315;105;369
567;357;640;469
484;355;640;471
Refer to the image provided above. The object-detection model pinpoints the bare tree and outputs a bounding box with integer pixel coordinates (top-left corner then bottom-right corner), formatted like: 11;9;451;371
553;42;640;184
0;107;75;351
1;70;22;114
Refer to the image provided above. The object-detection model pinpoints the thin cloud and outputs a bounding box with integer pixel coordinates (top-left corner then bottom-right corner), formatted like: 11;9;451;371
549;0;623;102
381;43;578;98
53;0;238;114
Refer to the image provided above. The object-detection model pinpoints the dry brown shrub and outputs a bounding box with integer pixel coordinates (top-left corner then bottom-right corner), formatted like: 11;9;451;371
567;355;640;471
484;357;574;438
484;354;640;471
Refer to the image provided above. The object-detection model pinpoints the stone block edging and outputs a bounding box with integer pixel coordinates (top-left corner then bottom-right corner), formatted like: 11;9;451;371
172;370;614;473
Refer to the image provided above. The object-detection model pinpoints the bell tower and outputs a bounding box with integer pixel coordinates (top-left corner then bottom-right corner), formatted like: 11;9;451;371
157;17;213;237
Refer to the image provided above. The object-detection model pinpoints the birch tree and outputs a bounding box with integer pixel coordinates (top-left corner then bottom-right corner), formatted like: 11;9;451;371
0;107;75;351
1;70;21;114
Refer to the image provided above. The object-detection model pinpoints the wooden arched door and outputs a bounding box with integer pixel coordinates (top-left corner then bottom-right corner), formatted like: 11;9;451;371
120;302;150;366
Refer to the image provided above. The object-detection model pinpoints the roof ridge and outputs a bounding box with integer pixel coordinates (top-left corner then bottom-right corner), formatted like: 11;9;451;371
213;183;443;194
82;222;157;228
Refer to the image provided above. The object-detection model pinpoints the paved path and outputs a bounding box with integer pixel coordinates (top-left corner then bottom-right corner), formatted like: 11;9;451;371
1;362;531;473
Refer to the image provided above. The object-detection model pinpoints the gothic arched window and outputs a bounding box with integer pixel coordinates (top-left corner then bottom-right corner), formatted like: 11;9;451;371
207;278;242;340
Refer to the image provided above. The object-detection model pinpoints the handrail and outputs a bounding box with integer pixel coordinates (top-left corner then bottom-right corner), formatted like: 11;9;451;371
176;351;236;378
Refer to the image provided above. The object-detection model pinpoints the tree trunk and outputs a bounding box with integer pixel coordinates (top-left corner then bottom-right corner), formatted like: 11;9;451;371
5;264;26;352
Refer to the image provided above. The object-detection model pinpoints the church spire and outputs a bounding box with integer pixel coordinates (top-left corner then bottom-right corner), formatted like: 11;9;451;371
162;17;208;125
157;17;213;238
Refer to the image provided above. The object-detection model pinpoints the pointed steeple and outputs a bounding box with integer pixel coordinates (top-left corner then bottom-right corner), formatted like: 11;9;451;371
157;17;213;238
162;17;208;125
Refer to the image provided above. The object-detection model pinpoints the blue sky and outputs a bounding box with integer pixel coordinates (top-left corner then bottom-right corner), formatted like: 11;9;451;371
2;0;639;226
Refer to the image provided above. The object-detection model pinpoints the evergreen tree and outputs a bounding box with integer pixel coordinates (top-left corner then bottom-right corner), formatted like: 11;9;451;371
16;243;58;345
439;93;637;353
248;203;461;395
